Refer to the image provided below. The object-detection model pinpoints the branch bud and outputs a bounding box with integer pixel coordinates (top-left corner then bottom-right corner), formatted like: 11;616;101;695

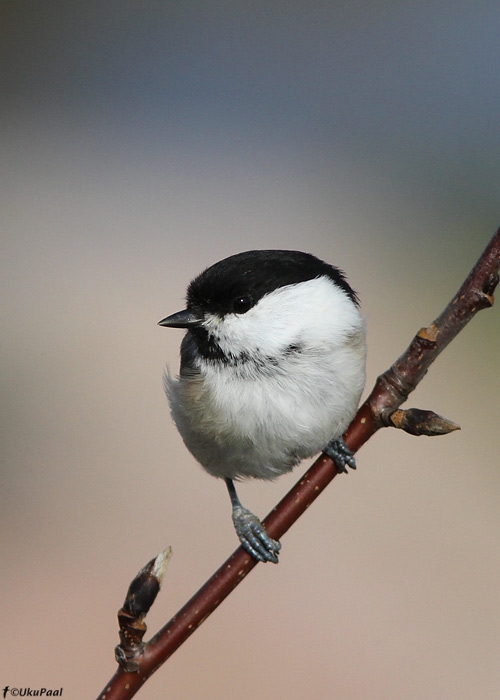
389;408;460;436
115;547;172;672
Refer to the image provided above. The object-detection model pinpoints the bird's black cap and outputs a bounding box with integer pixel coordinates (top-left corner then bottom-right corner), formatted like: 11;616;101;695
185;249;359;318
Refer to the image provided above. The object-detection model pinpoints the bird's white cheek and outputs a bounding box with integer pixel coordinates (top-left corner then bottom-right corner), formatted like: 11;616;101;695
213;277;364;358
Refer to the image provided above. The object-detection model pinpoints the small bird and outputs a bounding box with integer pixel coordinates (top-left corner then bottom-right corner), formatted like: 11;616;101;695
159;250;366;563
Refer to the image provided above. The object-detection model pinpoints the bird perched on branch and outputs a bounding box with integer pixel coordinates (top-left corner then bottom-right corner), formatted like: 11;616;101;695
159;249;366;563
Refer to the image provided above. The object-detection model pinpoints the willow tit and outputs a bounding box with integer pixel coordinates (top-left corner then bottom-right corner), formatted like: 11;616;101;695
159;250;366;563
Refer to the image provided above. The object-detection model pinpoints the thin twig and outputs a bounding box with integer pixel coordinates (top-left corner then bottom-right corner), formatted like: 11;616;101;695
97;227;500;700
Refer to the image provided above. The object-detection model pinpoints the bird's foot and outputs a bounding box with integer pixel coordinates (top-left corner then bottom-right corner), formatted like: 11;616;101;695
231;505;281;564
324;437;357;473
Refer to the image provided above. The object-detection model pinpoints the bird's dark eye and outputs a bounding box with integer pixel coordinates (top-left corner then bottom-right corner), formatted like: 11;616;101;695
232;295;253;314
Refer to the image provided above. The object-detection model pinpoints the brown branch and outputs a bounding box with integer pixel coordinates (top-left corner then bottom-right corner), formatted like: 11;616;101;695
97;227;500;700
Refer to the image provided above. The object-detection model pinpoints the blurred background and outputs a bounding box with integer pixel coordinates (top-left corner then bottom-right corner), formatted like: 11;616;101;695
1;2;499;698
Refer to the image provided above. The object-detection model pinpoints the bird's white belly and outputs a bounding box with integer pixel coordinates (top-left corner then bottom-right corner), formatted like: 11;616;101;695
167;339;365;481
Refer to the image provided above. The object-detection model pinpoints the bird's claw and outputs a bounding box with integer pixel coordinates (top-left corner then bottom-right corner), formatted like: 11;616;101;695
232;505;281;563
324;437;357;473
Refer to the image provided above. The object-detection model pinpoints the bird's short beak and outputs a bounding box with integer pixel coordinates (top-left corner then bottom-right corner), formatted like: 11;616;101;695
158;309;203;329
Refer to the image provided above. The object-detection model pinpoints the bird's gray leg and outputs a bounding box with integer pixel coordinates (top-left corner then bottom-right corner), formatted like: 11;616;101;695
225;478;281;564
323;437;357;473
